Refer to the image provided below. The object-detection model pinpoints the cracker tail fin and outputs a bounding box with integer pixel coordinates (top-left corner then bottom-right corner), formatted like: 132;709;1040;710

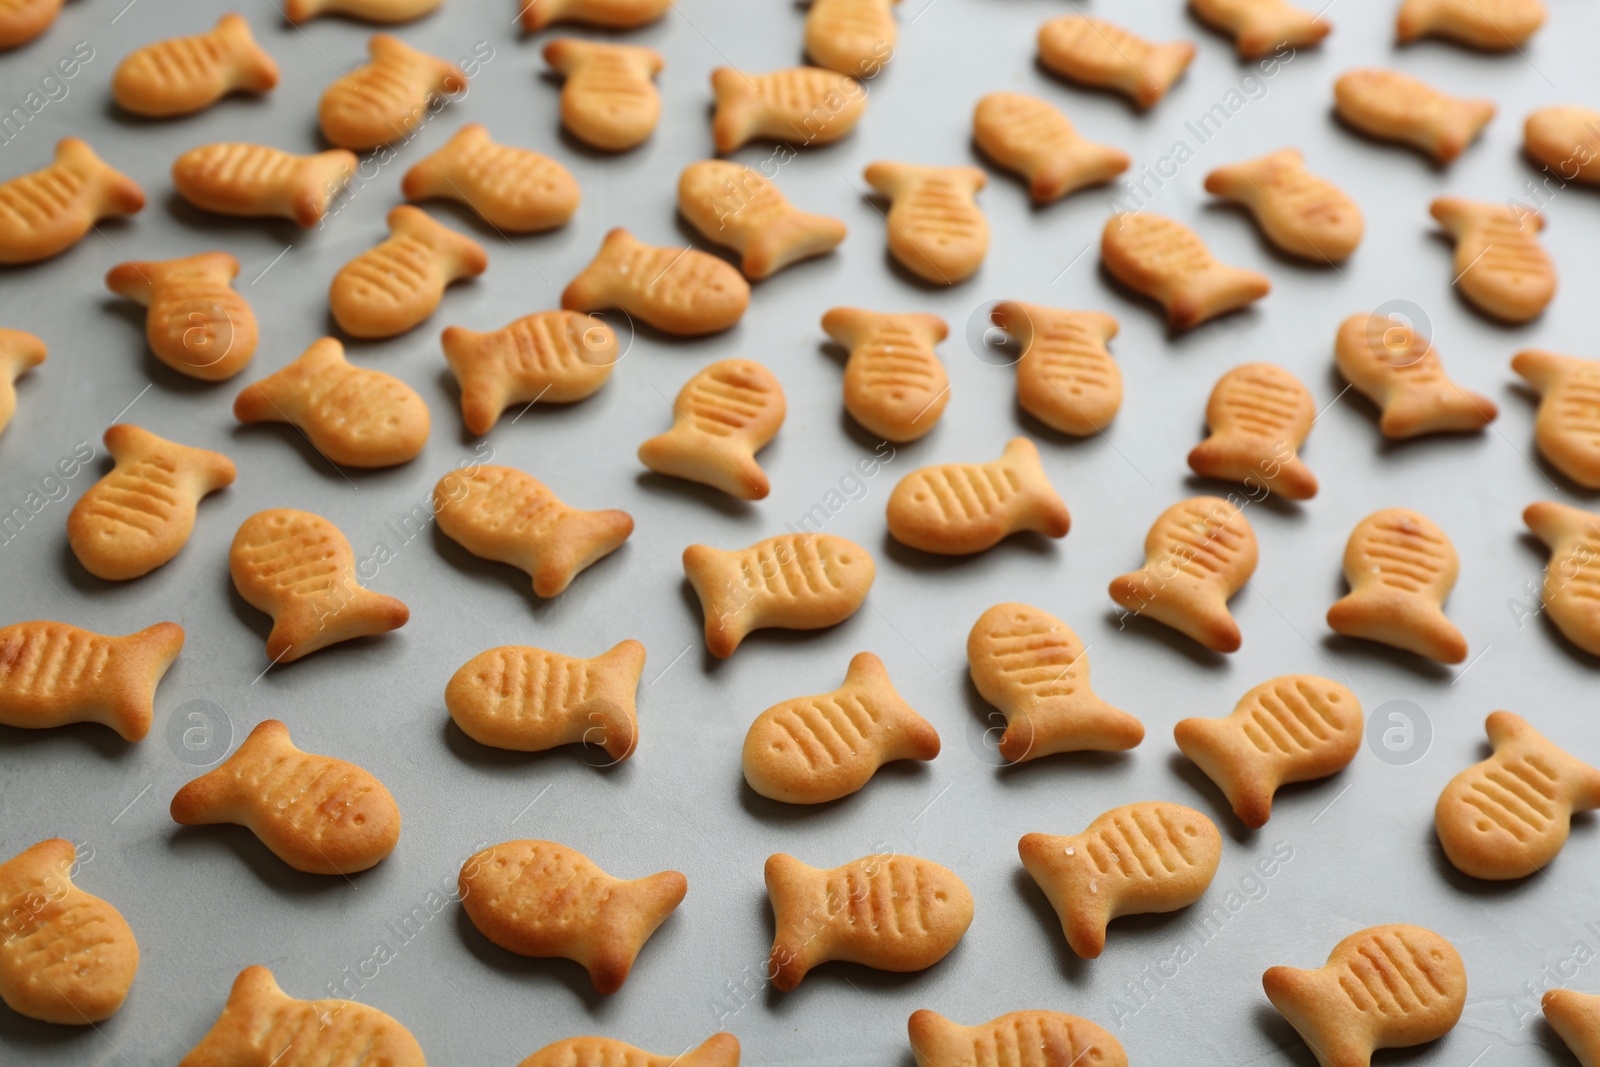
1511;348;1570;393
104;260;158;303
684;543;747;658
387;205;488;278
764;853;823;991
520;0;569;32
1379;380;1496;437
440;325;506;436
264;581;409;663
638;424;767;500
582;639;645;761
845;652;940;761
290;150;357;227
710;68;759;154
862;160;912;198
1135;42;1195;108
231;366;292;424
219;14;281;91
1435;98;1496;163
401;124;481;202
906;1010;960;1067
1008;692;1144;763
1032;140;1130;202
588;868;686;993
1264;965;1367;1067
1174;715;1272;827
1167;262;1271;331
1019;831;1108;958
57;138;146;217
1544;989;1600;1064
178;967;291;1067
819;305;874;348
989;300;1038;348
531;507;633;597
1237;11;1329;57
283;0;321;24
170;719;287;823
1522;500;1585;548
740;209;846;280
1001;436;1070;537
561;228;632;312
107;621;184;741
680;1033;741;1067
1395;0;1441;44
1266;453;1318;501
1328;590;1467;664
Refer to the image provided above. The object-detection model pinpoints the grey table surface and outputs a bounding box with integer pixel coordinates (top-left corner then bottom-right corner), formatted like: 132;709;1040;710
2;0;1599;1063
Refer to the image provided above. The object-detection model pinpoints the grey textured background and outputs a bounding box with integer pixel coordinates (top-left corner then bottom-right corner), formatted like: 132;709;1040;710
1;0;1598;1063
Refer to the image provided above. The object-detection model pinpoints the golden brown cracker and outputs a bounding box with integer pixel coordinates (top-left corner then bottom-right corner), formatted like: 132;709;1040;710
1435;710;1600;879
447;640;644;758
1108;496;1258;652
434;464;632;596
105;252;257;381
638;358;785;500
233;337;430;467
1187;362;1318;500
318;34;465;150
822;307;949;443
544;38;663;151
1334;68;1494;163
402;122;579;233
1174;675;1361;828
678;159;845;279
1101;212;1270;330
229;508;409;662
766;851;972;989
442;310;616;435
864;161;988;285
0;620;183;740
1264;925;1466;1067
742;652;940;804
459;839;686;994
1019;802;1221;958
1335;313;1496;438
562;227;749;336
329;205;487;339
1327;508;1467;663
968;602;1143;763
972;91;1129;204
0;138;144;265
171;143;356;227
112;14;278;117
171;718;401;875
0;839;138;1024
684;533;874;658
886;437;1070;555
1037;16;1195;108
67;424;235;580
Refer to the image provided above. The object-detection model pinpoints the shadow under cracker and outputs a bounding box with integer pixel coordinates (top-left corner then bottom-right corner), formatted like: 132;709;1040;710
1011;867;1090;984
634;470;756;518
1100;608;1231;669
452;908;613;1011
